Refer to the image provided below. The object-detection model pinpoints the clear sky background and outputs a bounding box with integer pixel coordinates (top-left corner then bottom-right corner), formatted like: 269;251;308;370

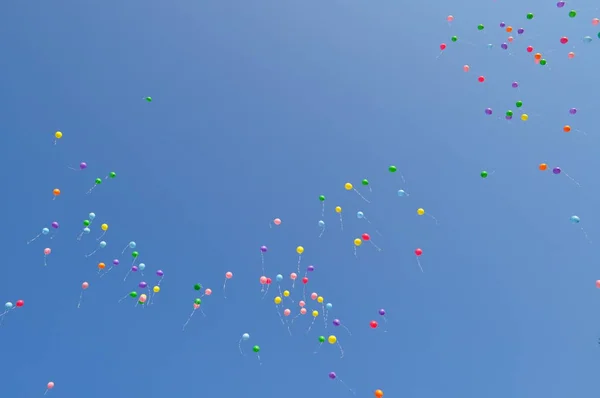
1;0;599;397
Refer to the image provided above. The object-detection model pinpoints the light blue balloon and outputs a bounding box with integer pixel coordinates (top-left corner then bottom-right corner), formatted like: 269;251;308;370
357;211;364;219
99;241;107;248
397;190;406;197
138;263;146;271
42;228;50;235
242;333;250;340
276;274;283;282
487;43;493;49
83;227;91;234
89;212;96;220
583;36;592;43
129;241;137;249
570;215;580;224
325;303;333;310
5;302;13;310
318;220;325;227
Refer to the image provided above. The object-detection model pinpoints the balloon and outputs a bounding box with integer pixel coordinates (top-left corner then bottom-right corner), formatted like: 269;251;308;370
379;309;386;315
300;308;307;314
446;15;454;22
242;333;250;340
131;265;138;272
51;222;59;229
283;309;291;316
417;208;425;216
415;248;423;256
307;265;315;272
362;233;371;241
194;298;201;305
83;219;90;227
370;320;378;329
333;319;341;326
539;163;547;171
4;302;13;309
139;281;147;288
129;291;138;298
204;288;212;295
516;101;523;108
317;296;324;303
569;108;578;115
563;125;571;133
485;108;492;115
570;215;581;224
329;372;337;380
521;114;529;121
553;167;561;175
290;273;297;280
593;18;600;25
506;26;513;33
260;245;268;253
47;382;55;389
54;131;62;139
194;283;202;290
225;271;233;279
312;310;319;317
276;274;283;282
596;280;600;288
79;162;87;170
397;189;407;196
274;296;282;304
53;188;61;196
357;211;364;219
560;36;568;44
534;53;542;60
283;290;290;297
101;223;108;231
568;52;575;59
517;28;524;34
144;97;152;102
128;241;136;249
273;218;281;225
16;300;24;307
252;345;260;353
319;195;325;202
319;335;325;343
153;286;160;293
311;292;318;300
99;241;107;248
44;248;51;255
512;82;519;88
326;303;333;310
361;179;369;186
260;276;267;284
501;43;508;50
375;389;384;398
480;171;488;178
463;65;470;72
302;277;309;284
451;36;457;42
328;335;337;344
138;263;145;271
89;213;96;220
82;282;89;289
193;303;200;309
354;238;362;246
344;183;353;190
556;1;565;7
569;10;576;18
477;76;485;82
388;165;397;173
526;46;533;52
318;220;325;227
477;24;484;30
335;206;342;213
439;43;447;50
156;270;164;276
98;262;105;270
42;228;50;235
139;295;147;303
526;12;534;19
108;172;116;179
299;301;306;307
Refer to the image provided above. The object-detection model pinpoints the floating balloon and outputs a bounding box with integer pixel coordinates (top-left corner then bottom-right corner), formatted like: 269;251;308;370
414;248;424;272
122;241;136;254
388;165;406;183
344;182;370;203
328;372;354;393
273;218;281;226
238;333;250;355
27;227;51;244
77;282;90;308
43;248;51;266
223;271;233;298
416;208;439;224
335;206;344;230
52;188;61;200
375;389;384;398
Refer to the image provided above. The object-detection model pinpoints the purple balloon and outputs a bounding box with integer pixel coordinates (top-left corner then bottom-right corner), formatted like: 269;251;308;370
113;259;120;265
505;115;513;120
485;108;492;115
499;22;506;28
139;281;147;288
553;167;561;175
328;372;337;380
260;246;267;253
378;309;386;316
51;222;59;229
132;266;139;272
501;43;508;50
332;319;341;326
79;162;87;170
156;270;164;277
569;107;577;115
307;265;315;272
512;82;519;88
556;1;565;7
517;28;524;34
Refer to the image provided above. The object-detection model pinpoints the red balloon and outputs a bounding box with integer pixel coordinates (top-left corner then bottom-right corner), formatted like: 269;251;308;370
414;248;423;256
526;45;534;53
266;278;272;285
16;300;24;307
362;233;371;241
477;76;485;83
439;43;447;50
369;320;378;329
560;36;568;44
302;277;309;284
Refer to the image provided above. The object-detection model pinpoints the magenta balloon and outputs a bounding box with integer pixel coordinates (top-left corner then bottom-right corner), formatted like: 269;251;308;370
79;162;87;169
51;222;59;229
156;270;164;276
132;266;139;271
329;372;337;379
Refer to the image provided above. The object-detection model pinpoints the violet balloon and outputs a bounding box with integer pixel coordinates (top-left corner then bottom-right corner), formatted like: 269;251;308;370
329;372;337;379
51;222;59;229
512;82;519;88
556;1;565;7
113;259;119;265
80;162;87;170
499;22;506;28
156;270;164;276
139;281;147;288
260;245;268;253
485;108;492;115
131;265;139;272
332;319;341;326
307;265;315;272
569;108;577;115
378;309;386;316
501;43;508;50
553;167;561;174
517;28;524;34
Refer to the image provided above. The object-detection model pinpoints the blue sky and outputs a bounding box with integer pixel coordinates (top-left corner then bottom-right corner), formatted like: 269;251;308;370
1;0;599;397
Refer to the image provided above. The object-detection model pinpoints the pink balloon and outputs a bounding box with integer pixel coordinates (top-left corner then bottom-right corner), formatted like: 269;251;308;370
567;52;575;59
82;282;89;290
44;248;51;255
447;15;454;22
300;308;307;315
299;300;306;307
193;303;200;309
593;18;600;25
462;65;470;72
139;294;147;303
225;272;233;279
47;382;55;389
259;276;267;284
205;288;212;296
290;273;297;280
283;308;291;316
273;218;281;225
595;280;600;288
310;292;318;300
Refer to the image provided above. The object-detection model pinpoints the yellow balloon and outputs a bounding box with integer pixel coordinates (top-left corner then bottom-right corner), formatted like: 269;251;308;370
274;296;282;304
328;335;337;344
101;223;109;231
312;310;319;317
521;113;529;121
153;286;160;293
417;208;425;216
335;206;342;213
54;131;63;139
354;238;362;246
140;294;147;299
283;290;290;297
317;296;324;303
344;182;353;190
296;246;304;255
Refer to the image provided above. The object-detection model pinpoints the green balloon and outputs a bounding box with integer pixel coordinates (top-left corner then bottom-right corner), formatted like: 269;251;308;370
516;101;523;108
144;97;152;102
361;179;369;186
598;32;600;39
194;283;202;291
506;110;513;117
480;171;488;178
83;220;90;226
388;165;397;173
539;59;547;65
132;251;139;258
138;300;145;305
109;172;116;178
319;195;325;202
318;336;325;342
194;298;201;305
451;35;458;42
477;24;484;30
129;291;138;298
568;10;576;18
95;178;102;184
526;12;534;19
252;345;260;353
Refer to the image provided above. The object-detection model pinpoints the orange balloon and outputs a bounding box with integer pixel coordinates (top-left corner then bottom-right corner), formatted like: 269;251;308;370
534;53;542;60
98;262;106;269
53;188;61;196
563;125;571;133
375;390;384;398
567;51;575;59
538;163;547;171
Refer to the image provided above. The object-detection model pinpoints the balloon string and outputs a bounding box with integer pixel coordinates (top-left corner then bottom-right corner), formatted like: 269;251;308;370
318;226;325;238
182;308;196;331
76;231;84;241
275;305;285;325
84;249;98;258
117;294;129;303
44;255;48;267
322;303;327;329
306;317;317;334
337;341;345;358
296;255;301;276
86;185;96;195
313;342;323;354
416;258;424;273
564;173;582;187
77;291;84;309
238;339;246;355
321;203;325;217
339;214;343;231
352;188;371;203
338;379;355;395
341;324;352;336
427;214;440;225
123;269;132;282
260;253;265;277
223;279;228;299
121;245;129;254
96;231;106;241
369;241;382;252
353;246;358;258
27;234;41;244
